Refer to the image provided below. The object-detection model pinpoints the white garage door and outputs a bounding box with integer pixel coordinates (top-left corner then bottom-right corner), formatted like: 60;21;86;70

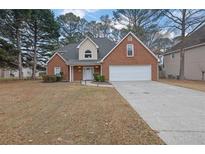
109;65;152;81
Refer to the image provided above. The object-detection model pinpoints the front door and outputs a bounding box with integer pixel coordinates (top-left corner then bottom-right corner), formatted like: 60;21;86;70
83;67;93;80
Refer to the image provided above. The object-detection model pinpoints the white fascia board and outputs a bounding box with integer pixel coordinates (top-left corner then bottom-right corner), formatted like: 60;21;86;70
100;32;158;62
45;52;68;65
76;37;99;49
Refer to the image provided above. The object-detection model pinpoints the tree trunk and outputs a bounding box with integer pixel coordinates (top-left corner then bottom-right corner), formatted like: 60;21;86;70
32;22;37;80
32;45;37;80
179;9;186;80
179;44;185;80
17;28;23;79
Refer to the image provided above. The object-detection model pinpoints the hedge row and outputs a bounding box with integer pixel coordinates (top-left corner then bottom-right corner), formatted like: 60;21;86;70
42;75;63;82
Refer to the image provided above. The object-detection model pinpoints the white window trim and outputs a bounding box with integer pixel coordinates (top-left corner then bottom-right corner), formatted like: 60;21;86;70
84;50;92;59
54;67;61;75
127;44;134;57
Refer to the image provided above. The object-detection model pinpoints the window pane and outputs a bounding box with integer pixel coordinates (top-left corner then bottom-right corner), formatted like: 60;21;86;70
85;54;92;58
85;50;92;58
128;50;132;55
85;50;91;54
127;44;133;56
54;67;61;75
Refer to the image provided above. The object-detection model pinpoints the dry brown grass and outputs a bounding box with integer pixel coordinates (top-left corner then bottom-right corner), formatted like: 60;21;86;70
159;79;205;92
0;81;164;144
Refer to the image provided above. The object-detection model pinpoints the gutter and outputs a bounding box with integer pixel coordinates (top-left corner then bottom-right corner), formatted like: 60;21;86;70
164;42;205;56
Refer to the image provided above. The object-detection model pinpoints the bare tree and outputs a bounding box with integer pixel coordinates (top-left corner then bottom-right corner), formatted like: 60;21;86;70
113;9;163;43
163;9;205;80
100;15;112;37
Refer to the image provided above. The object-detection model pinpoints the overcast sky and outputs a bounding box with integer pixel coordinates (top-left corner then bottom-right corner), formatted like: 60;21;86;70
53;9;114;21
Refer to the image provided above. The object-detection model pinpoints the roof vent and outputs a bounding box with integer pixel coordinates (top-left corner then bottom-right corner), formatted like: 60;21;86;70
128;35;132;41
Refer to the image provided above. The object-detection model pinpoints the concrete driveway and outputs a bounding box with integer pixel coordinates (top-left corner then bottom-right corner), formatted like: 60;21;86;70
112;81;205;144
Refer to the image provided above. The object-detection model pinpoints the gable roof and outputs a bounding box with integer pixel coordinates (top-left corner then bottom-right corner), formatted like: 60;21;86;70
77;37;99;48
46;52;68;65
56;37;116;65
166;25;205;55
47;32;158;65
100;32;158;62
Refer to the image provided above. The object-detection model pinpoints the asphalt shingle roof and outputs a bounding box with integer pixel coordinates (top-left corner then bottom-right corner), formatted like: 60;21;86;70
58;37;116;65
168;25;205;53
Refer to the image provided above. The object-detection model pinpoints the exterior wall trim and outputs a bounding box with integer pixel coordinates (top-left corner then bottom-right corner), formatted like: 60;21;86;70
100;31;158;62
164;42;205;56
77;37;99;49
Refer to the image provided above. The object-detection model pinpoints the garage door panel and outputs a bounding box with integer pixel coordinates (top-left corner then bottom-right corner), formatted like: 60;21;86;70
109;65;151;81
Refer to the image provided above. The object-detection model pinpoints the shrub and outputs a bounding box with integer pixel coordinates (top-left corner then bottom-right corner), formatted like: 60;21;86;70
39;71;46;77
93;73;99;81
93;74;105;82
56;76;62;81
99;75;105;82
42;75;57;82
56;72;63;81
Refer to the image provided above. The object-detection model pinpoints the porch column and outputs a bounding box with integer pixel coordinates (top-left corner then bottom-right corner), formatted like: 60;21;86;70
100;64;102;75
69;65;71;82
72;66;74;81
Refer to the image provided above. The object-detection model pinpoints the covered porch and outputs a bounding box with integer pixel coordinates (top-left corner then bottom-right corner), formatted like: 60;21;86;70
69;64;101;82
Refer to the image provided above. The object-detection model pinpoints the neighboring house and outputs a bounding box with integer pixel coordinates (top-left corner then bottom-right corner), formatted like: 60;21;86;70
164;25;205;80
46;32;158;82
0;67;41;78
0;68;11;78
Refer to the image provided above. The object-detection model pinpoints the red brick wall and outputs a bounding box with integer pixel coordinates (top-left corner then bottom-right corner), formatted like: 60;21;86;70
102;34;158;81
47;54;69;81
74;66;82;81
94;66;100;74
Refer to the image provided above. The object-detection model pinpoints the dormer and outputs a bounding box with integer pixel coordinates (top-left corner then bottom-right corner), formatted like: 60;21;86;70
77;37;99;60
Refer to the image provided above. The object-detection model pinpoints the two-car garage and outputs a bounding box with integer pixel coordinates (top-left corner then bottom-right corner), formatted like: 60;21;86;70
109;65;152;81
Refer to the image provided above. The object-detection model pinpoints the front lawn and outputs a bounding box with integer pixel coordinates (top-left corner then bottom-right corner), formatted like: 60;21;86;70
0;81;164;144
159;79;205;92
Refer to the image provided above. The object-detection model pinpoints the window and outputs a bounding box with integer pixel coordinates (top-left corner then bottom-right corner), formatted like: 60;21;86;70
84;50;92;58
127;44;134;57
171;53;175;59
54;67;61;75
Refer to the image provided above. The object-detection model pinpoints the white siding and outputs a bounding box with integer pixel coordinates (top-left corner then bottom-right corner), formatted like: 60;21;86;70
164;52;180;78
79;39;98;60
0;67;40;78
13;68;32;77
164;45;205;80
184;46;205;80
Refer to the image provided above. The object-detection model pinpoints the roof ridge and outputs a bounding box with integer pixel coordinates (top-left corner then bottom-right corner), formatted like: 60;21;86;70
169;24;205;52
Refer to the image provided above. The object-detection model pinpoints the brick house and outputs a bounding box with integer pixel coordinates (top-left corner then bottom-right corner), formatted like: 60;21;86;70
46;32;158;82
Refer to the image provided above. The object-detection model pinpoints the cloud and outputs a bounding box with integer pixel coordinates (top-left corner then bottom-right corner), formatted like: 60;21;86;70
60;9;98;18
159;29;176;39
111;21;127;30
